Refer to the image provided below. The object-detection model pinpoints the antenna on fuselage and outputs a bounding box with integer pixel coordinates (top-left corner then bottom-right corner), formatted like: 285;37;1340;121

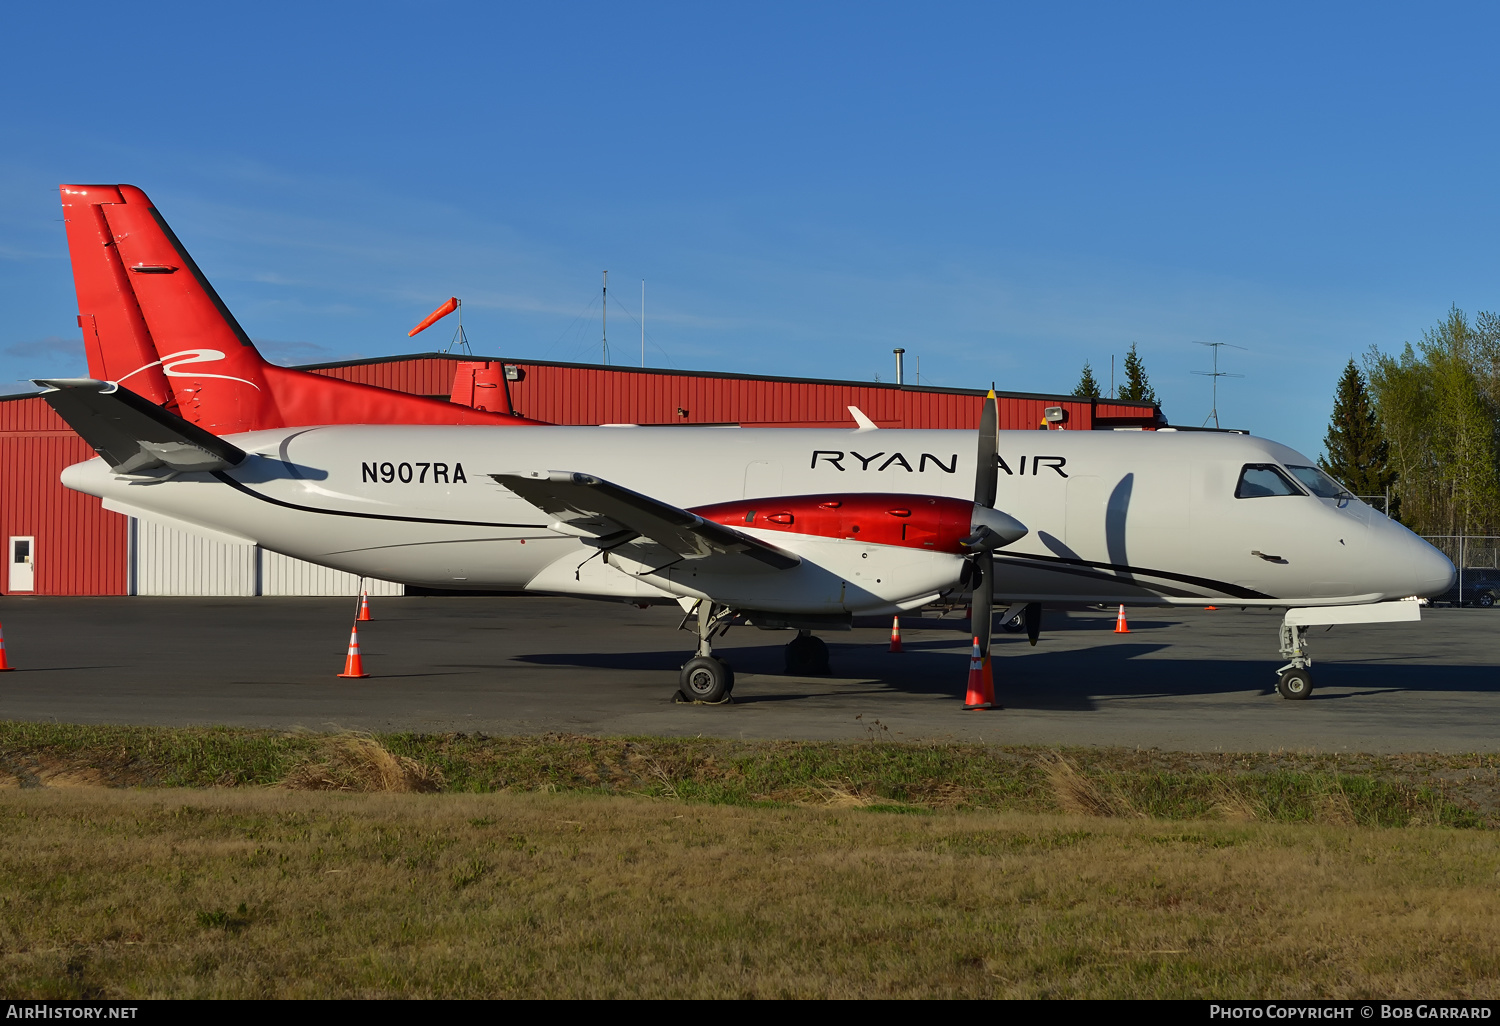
1193;341;1246;428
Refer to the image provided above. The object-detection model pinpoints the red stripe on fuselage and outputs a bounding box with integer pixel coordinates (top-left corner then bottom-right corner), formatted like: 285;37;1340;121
691;493;975;553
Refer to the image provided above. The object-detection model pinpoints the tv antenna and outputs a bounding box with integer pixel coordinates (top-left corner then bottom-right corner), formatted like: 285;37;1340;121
1193;341;1245;428
601;270;609;365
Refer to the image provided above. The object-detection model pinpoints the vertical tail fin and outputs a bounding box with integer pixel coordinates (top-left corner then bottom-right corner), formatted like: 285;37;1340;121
58;185;540;433
60;186;176;408
60;184;276;432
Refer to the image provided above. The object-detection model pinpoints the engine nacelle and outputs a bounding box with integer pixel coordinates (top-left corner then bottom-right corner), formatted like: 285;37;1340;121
690;492;1025;553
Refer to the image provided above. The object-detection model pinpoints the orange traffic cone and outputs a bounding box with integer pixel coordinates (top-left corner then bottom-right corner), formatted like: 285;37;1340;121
1114;605;1130;633
0;620;13;671
356;586;372;622
889;615;903;654
1204;606;1218;611
337;623;369;678
962;637;994;710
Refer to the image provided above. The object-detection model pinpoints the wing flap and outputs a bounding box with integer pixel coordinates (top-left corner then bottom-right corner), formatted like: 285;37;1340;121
492;471;800;573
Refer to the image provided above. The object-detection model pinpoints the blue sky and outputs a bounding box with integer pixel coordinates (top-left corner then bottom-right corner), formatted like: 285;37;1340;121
3;2;1497;457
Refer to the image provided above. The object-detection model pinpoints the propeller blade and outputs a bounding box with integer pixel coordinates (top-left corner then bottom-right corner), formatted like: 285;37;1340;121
973;550;994;655
974;390;998;509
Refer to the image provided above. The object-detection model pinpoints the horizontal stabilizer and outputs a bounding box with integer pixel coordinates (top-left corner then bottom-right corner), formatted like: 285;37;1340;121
35;378;246;473
493;470;800;573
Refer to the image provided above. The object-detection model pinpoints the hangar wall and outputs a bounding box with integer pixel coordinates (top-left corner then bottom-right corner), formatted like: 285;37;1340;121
131;520;405;597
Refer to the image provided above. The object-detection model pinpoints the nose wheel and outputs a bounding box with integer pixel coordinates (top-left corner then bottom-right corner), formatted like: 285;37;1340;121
1276;667;1312;700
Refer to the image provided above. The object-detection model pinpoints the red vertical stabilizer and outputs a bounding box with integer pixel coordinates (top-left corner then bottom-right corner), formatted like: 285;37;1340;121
57;184;540;433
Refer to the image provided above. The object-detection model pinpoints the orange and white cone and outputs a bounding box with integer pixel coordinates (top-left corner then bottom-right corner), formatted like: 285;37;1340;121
0;620;12;671
1114;604;1130;633
1204;605;1218;611
337;623;369;678
889;615;903;654
356;587;372;622
962;636;994;710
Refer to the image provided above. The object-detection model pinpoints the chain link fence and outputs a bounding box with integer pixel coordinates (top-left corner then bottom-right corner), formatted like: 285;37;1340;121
1420;536;1500;606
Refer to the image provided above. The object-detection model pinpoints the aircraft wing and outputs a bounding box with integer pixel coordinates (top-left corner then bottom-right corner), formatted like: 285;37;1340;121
491;470;800;573
35;378;247;473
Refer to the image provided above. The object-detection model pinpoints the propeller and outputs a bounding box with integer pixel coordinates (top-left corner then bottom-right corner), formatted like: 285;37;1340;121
965;390;1002;658
959;390;1028;658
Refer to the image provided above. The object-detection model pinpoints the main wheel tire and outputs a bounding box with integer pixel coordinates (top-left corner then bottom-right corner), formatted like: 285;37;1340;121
1001;613;1025;633
679;656;732;703
1277;668;1313;700
784;634;830;676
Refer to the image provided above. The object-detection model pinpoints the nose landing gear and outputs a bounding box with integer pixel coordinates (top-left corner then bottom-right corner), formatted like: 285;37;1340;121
1275;620;1313;700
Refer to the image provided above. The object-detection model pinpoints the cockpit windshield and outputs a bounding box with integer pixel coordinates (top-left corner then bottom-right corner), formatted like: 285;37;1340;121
1285;465;1353;502
1235;464;1304;498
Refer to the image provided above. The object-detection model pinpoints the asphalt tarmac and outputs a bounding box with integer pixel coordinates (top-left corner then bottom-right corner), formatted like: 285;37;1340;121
0;595;1495;753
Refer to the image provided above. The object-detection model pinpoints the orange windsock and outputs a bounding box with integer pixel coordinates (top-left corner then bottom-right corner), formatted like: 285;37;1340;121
408;297;459;337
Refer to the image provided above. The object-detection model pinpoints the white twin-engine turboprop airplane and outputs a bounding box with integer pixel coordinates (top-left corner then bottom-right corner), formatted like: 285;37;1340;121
42;183;1454;706
42;378;1454;704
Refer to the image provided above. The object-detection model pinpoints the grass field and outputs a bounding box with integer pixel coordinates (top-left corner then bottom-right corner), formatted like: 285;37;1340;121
3;724;1500;998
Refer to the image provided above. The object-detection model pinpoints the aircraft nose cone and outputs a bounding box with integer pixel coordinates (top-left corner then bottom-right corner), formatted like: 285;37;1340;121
970;506;1028;548
1411;537;1456;597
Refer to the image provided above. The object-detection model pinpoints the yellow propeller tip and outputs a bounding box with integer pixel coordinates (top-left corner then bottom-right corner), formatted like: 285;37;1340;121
986;388;997;399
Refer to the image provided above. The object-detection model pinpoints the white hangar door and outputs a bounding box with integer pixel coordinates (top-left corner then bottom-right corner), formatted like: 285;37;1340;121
130;520;403;597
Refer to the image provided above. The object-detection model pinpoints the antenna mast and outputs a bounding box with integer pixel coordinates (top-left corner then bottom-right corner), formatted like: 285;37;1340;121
1193;341;1246;428
641;279;646;369
601;270;609;365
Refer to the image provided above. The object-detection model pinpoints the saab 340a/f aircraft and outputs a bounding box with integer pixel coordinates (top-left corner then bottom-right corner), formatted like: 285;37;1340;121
39;184;1455;705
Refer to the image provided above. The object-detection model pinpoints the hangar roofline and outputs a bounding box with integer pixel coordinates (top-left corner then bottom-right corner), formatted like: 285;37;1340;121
289;351;1163;412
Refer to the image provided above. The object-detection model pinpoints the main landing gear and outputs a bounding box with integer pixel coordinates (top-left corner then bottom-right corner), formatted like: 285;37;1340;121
1276;620;1313;700
677;600;736;703
675;602;836;702
784;630;830;676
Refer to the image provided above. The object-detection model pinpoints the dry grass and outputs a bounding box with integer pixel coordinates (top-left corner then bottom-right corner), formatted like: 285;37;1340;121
2;788;1500;999
1044;755;1136;818
280;735;444;794
0;723;1493;827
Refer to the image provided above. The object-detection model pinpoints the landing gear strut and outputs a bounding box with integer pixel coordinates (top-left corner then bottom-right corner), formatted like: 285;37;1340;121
677;600;735;703
1275;620;1314;700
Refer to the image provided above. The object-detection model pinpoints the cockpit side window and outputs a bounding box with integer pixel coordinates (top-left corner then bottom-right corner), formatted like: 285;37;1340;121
1285;464;1352;501
1235;464;1304;498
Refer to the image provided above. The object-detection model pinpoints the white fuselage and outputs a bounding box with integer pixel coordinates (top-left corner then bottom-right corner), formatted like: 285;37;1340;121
61;424;1455;612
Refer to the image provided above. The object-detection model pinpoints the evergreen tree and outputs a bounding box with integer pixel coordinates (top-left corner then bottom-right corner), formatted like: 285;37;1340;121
1320;358;1394;499
1117;343;1158;404
1071;361;1101;398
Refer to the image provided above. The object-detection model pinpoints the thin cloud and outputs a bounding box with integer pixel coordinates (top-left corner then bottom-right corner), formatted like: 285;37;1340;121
4;336;83;359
